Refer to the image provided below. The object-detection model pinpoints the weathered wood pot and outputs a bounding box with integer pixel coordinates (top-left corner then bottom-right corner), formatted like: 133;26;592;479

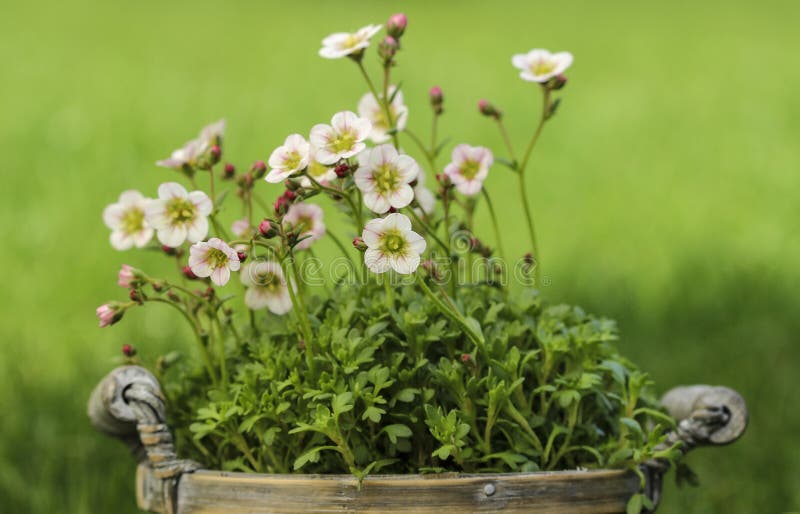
88;366;747;513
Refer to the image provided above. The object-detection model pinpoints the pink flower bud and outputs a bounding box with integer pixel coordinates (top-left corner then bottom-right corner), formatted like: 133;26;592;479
209;145;222;164
478;99;502;119
122;344;137;357
237;251;247;263
223;163;236;179
386;13;407;38
161;244;177;256
182;265;199;280
429;86;444;115
129;289;141;302
461;353;472;364
352;237;368;252
251;160;267;179
334;163;351;178
283;190;297;202
96;303;124;328
547;74;568;91
378;36;399;63
258;219;277;238
117;264;136;288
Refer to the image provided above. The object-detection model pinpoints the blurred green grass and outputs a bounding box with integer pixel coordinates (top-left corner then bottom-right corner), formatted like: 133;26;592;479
1;0;798;512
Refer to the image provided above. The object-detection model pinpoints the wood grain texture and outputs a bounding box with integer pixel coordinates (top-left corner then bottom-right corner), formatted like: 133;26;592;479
134;467;640;513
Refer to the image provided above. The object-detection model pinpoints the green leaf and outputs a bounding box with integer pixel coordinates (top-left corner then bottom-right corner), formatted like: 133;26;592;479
626;493;643;514
382;424;413;444
293;445;338;470
332;392;354;416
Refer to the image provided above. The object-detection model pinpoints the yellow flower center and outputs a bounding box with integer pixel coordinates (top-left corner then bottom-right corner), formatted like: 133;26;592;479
343;34;360;50
284;151;302;171
166;197;196;225
374;164;400;195
308;160;330;179
330;131;357;153
255;271;281;291
380;230;407;255
530;60;556;76
460;160;481;180
207;248;229;268
121;208;145;235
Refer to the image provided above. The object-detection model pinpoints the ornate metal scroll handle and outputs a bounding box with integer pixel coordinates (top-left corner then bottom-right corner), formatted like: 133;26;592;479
643;385;748;512
88;365;198;514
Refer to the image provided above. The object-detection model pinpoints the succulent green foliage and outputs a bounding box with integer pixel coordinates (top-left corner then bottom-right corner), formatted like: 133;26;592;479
164;282;679;477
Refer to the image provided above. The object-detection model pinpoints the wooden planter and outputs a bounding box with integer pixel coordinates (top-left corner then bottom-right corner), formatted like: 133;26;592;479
89;366;747;514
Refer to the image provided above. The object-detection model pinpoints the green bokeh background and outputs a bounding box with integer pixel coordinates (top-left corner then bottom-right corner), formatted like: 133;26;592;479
1;0;798;512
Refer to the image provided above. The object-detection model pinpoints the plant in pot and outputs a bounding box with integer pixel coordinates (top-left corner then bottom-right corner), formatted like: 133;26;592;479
89;13;747;514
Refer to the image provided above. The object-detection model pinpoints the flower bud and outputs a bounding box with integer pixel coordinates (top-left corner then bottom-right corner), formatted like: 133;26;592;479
334;163;351;178
122;344;137;358
478;99;502;119
435;173;453;188
167;291;180;302
251;160;267;180
96;302;124;328
129;289;142;303
421;259;440;281
222;163;236;180
274;195;289;216
429;86;444;115
461;353;472;364
378;36;399;63
386;13;407;39
237;251;248;263
284;178;302;191
151;281;164;292
209;145;222;164
182;265;199;280
547;74;568;91
259;219;278;238
352;237;368;252
283;190;297;202
161;244;177;256
117;264;141;288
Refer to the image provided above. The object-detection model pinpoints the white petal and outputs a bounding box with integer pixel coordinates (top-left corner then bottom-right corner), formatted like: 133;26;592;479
110;230;134;250
267;289;293;315
362;218;384;246
390;252;420;275
133;228;154;248
382;212;412;232
364;248;391;273
157;225;187;247
158;182;188;200
331;111;357;132
406;230;427;254
189;191;213;216
102;204;125;229
210;266;231;286
388;184;414;209
245;287;270;310
457;179;483;196
395;155;419;182
186;216;209;243
118;190;145;206
451;144;471;166
364;190;390;214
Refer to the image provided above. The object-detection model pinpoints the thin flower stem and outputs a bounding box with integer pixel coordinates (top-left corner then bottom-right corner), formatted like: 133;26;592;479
495;118;517;163
305;174;363;232
431;114;439;156
403;128;436;172
209;167;217;208
145;297;218;384
481;188;506;262
325;228;357;272
515;88;551;282
404;207;449;254
210;310;229;387
381;64;400;149
283;251;315;371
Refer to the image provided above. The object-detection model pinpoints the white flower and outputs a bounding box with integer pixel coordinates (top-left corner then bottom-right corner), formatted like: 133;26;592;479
355;145;419;214
300;146;338;188
144;182;212;247
444;144;493;196
266;134;311;183
362;213;426;274
357;86;408;143
188;238;241;286
156;119;226;170
102;190;154;250
283;203;326;250
319;24;382;59
240;261;293;314
511;49;573;83
413;170;436;216
309;111;372;165
231;218;252;239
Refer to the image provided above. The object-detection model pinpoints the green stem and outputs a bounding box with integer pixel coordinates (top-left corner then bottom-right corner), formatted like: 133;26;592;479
210;310;228;387
405;206;449;254
496;118;517;163
403;129;436;172
481;188;506;262
305;174;363;232
381;64;400;149
145;298;218;384
283;251;315;371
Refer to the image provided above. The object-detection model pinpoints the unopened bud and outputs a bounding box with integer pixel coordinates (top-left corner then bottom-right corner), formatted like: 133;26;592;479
547;74;568;91
524;252;534;266
251;160;267;180
122;344;137;358
378;36;399;63
182;265;199;280
284;178;302;191
283;190;297;202
237;251;247;263
161;244;178;256
259;219;278;238
209;145;222;164
461;353;472;364
429;86;444;115
421;259;440;280
478;99;502;119
274;195;289;216
386;13;407;39
222;163;236;180
352;237;368;252
334;163;351;178
167;291;180;302
129;289;142;302
151;281;164;292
